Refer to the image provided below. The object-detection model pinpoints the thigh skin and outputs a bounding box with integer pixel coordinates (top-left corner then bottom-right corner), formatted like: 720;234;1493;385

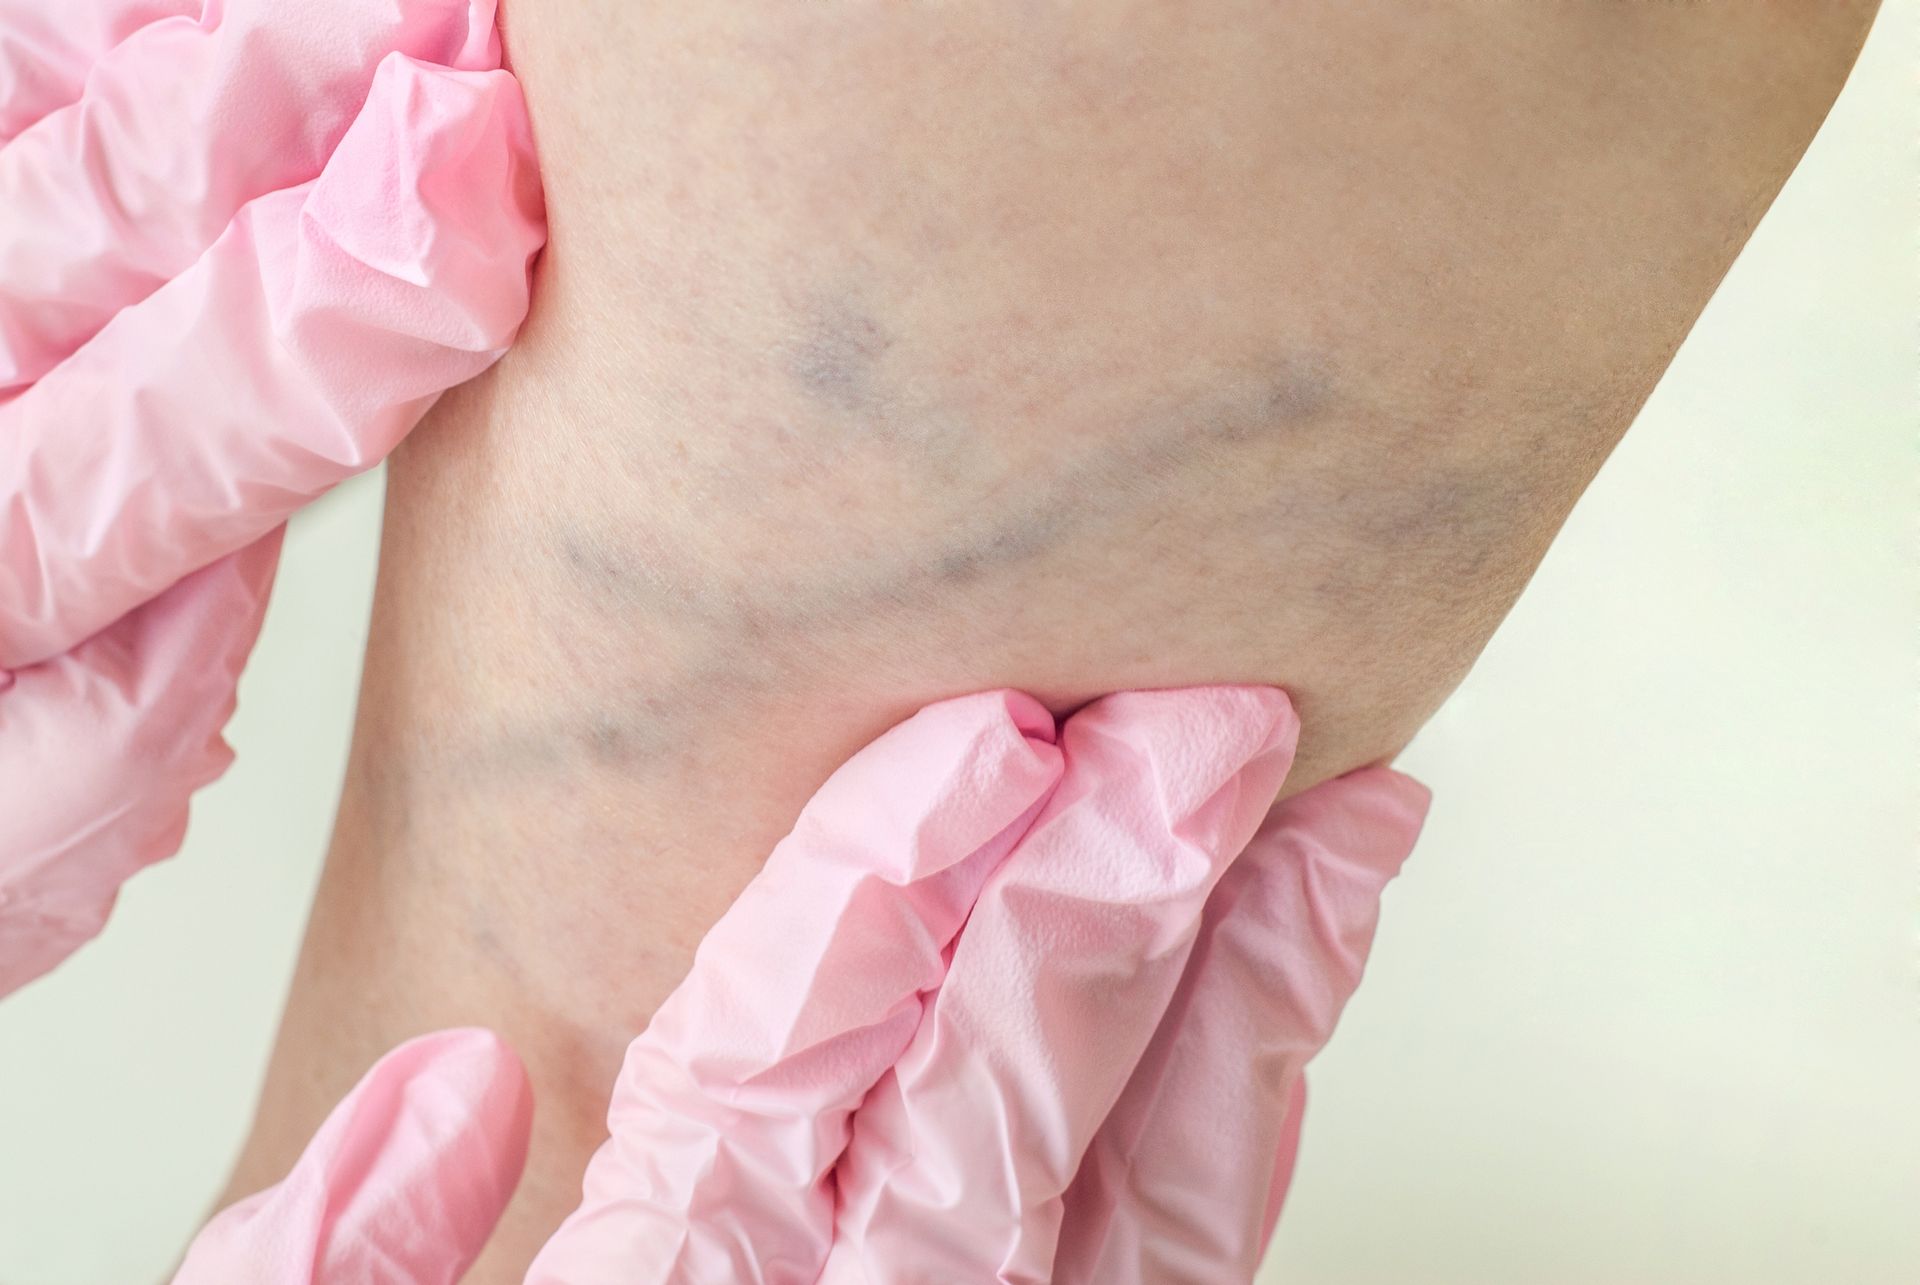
220;3;1879;1276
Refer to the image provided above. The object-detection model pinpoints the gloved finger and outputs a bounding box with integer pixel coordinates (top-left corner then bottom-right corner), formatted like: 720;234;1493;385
0;0;196;141
527;691;1068;1285
1052;765;1430;1285
0;0;498;393
1262;1074;1309;1249
820;685;1302;1284
0;531;278;998
174;1028;532;1285
0;51;543;668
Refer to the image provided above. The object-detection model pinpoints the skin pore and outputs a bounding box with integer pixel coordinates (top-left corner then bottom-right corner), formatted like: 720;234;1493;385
220;3;1879;1277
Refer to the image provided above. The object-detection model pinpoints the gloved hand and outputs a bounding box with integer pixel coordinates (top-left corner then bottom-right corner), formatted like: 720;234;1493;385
179;686;1428;1283
0;0;546;995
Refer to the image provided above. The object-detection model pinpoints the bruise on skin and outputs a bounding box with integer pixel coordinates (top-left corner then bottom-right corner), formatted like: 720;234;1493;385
409;331;1356;795
786;294;895;411
782;290;984;467
438;350;1353;790
559;346;1342;625
417;686;711;788
583;712;642;766
1204;353;1336;443
560;530;711;616
925;498;1070;585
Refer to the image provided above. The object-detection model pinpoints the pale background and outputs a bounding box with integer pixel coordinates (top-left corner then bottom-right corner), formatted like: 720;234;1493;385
1;4;1914;1282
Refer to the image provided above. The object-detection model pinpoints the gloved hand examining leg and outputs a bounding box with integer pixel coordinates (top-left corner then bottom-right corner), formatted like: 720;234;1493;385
0;0;544;995
0;1;1877;1280
183;687;1428;1284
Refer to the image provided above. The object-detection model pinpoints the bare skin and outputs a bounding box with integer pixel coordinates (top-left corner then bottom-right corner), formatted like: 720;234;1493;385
221;3;1880;1277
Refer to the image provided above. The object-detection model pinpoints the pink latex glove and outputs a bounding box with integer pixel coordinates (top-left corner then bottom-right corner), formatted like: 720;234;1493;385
0;0;546;995
174;1028;536;1285
183;687;1427;1283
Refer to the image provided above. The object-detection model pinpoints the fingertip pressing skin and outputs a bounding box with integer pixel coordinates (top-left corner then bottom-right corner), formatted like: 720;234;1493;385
820;686;1301;1283
176;1027;533;1285
527;690;1067;1283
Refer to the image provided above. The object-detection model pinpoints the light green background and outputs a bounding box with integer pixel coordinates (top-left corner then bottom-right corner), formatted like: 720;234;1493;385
2;4;1914;1281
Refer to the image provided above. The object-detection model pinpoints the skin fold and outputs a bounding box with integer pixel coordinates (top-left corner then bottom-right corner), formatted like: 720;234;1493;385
220;3;1879;1277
